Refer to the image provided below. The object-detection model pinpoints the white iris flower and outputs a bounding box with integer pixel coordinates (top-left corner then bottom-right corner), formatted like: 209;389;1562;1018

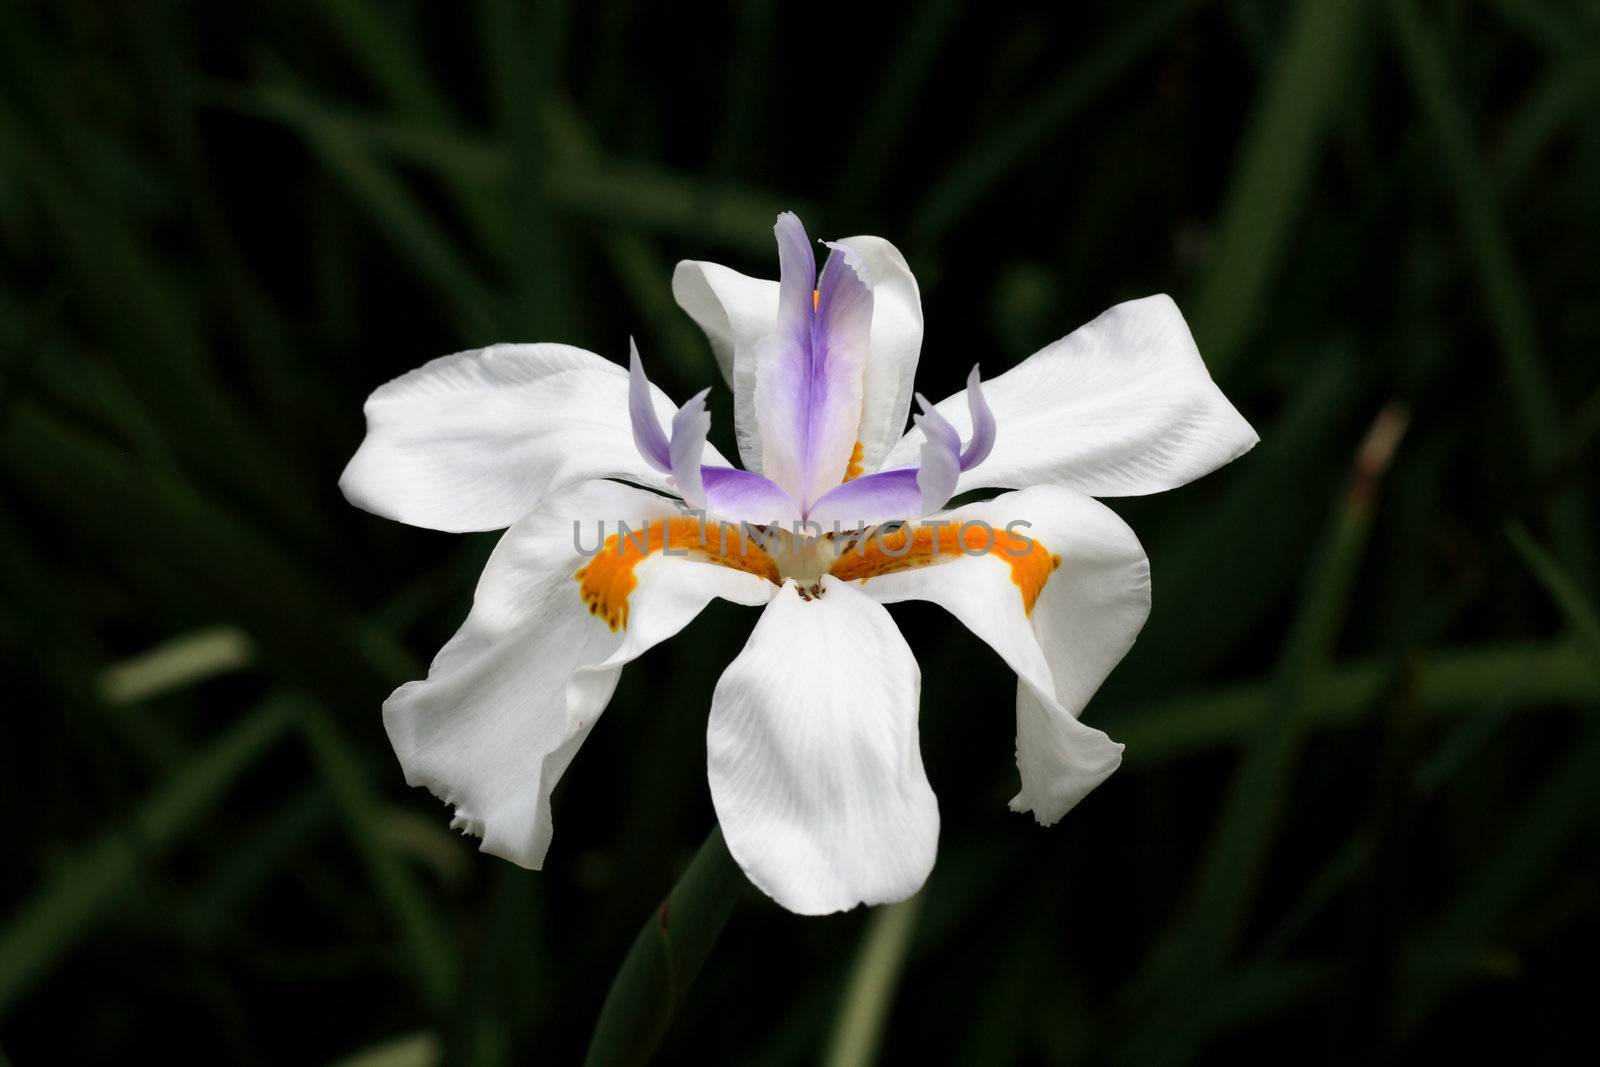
340;213;1257;915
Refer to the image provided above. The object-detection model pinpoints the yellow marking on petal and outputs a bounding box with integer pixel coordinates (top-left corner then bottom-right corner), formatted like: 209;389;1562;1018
575;518;781;631
813;288;820;310
828;523;1061;615
842;440;865;482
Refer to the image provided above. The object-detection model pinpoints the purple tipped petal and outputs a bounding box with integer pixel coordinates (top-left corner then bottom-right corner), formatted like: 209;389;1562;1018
700;466;803;524
628;340;672;473
669;388;712;507
805;467;924;529
913;392;961;457
958;366;996;470
774;212;817;331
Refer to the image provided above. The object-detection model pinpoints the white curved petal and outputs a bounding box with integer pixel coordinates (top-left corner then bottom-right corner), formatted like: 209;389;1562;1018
672;261;777;472
833;235;923;473
708;577;938;915
881;295;1257;497
341;343;728;533
384;480;775;869
838;486;1145;824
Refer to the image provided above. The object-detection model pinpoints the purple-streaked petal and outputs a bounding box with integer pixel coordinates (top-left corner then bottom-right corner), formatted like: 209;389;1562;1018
668;388;712;508
700;466;803;525
958;366;996;471
751;215;869;512
805;467;922;530
628;340;672;473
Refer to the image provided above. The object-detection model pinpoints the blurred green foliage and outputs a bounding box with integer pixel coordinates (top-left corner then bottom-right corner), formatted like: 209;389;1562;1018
2;0;1598;1063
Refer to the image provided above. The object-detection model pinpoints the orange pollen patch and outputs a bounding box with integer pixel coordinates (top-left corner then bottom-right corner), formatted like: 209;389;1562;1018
828;523;1062;615
575;518;780;631
842;440;865;482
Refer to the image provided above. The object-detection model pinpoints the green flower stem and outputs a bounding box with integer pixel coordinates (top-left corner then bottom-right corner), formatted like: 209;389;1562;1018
584;827;745;1067
823;892;924;1067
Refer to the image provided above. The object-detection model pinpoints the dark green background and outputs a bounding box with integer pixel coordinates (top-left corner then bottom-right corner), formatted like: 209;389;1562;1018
3;1;1598;1063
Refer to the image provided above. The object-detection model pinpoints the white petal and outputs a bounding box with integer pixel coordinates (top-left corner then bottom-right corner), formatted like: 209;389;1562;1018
881;295;1257;497
384;480;774;868
341;343;728;533
833;235;923;473
708;578;938;914
839;486;1145;823
672;261;777;472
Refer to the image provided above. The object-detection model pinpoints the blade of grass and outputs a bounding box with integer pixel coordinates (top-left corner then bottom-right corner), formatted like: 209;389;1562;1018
912;0;1204;250
1389;0;1590;586
125;5;330;457
1110;638;1597;764
1506;523;1600;670
98;626;255;706
319;0;449;122
1192;0;1372;373
834;0;964;207
0;697;297;1012
184;786;333;940
543;140;807;257
1118;407;1406;1062
482;0;576;338
256;68;503;338
539;110;720;388
315;0;509;254
1398;728;1600;1033
822;893;925;1067
0;42;310;531
1484;0;1583;56
1493;57;1600;188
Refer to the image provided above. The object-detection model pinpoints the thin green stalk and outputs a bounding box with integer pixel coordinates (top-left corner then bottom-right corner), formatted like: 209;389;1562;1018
823;893;925;1067
583;828;746;1067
